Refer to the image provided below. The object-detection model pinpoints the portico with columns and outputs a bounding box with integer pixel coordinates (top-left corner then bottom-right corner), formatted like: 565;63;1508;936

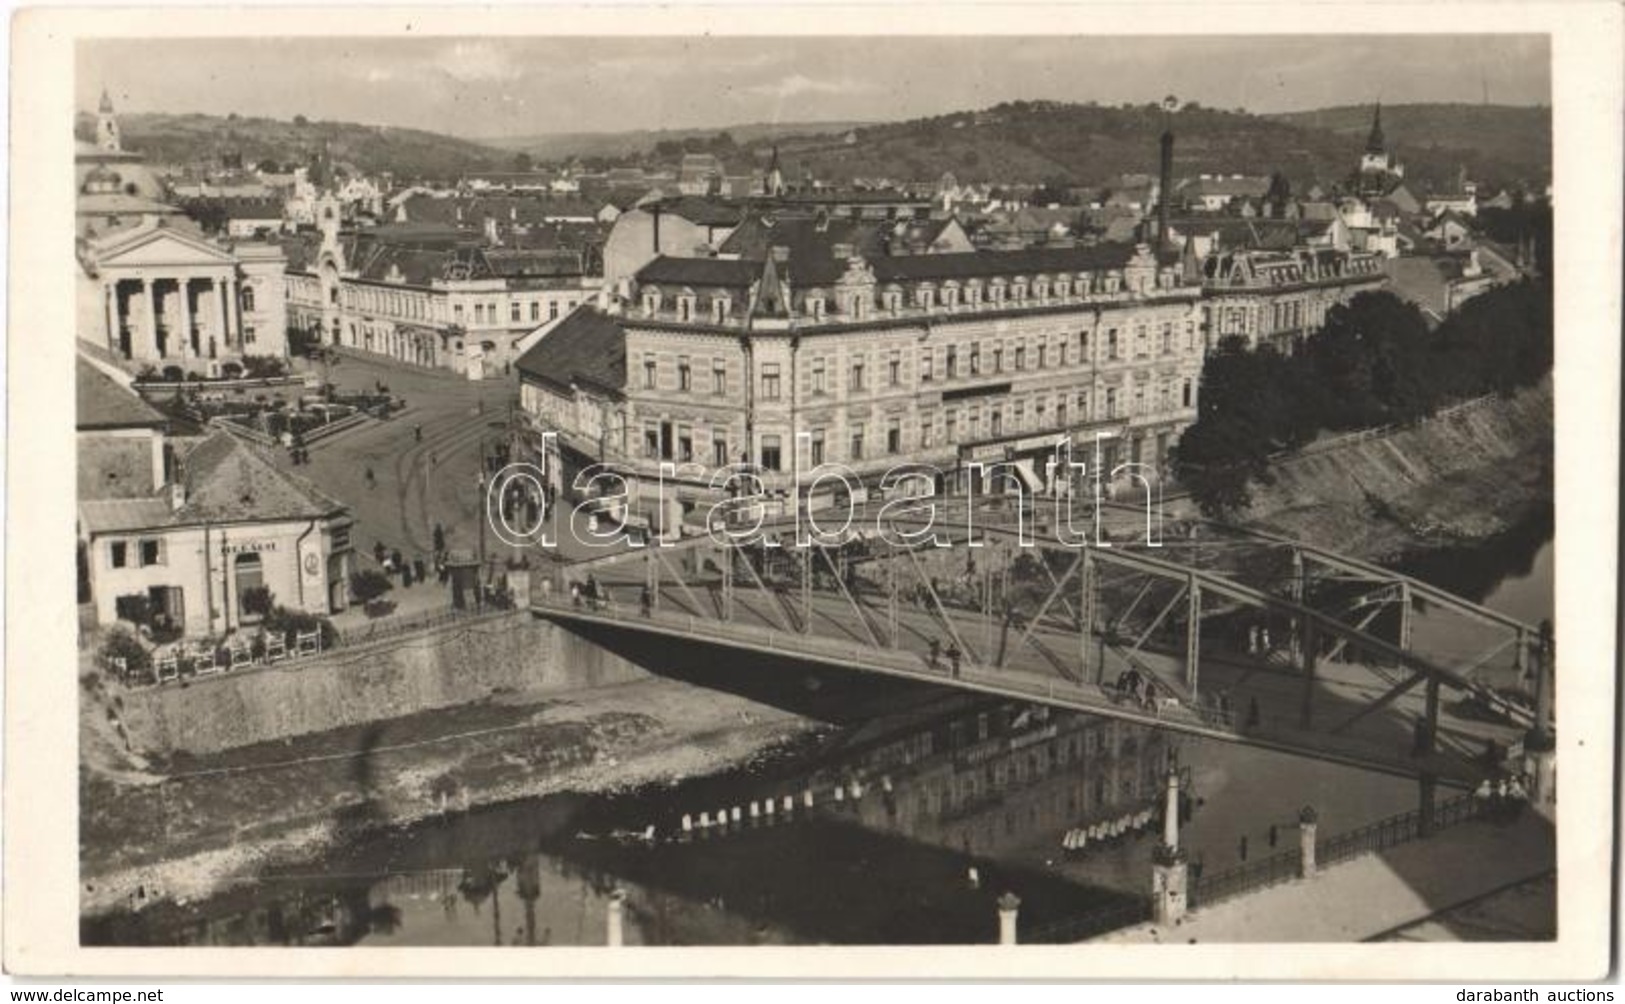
83;222;261;368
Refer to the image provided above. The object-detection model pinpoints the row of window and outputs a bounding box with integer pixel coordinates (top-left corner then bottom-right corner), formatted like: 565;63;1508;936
638;267;1184;322
107;537;164;569
453;298;578;328
636;379;1195;469
638;322;1200;399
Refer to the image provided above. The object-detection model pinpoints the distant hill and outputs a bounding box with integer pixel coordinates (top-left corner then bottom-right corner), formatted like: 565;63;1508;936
74;111;509;181
480;120;872;161
1269;104;1551;190
732;100;1551;196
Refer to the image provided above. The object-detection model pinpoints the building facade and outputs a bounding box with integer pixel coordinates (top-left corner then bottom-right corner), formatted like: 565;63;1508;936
77;221;290;371
285;203;601;379
78;371;355;638
1200;245;1388;353
521;241;1207;531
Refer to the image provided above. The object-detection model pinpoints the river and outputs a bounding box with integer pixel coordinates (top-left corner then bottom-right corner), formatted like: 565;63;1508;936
83;512;1554;947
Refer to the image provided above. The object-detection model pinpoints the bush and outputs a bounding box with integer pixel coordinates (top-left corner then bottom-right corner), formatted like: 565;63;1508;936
262;604;338;651
240;585;275;618
350;569;394;606
162;365;185;383
99;625;151;680
242;355;288;379
220;361;244;379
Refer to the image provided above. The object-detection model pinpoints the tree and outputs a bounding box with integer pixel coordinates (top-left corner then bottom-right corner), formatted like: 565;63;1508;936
293;114;309;127
511;152;534;173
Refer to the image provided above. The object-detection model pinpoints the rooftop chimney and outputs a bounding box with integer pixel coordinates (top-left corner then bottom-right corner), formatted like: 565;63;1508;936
170;479;186;512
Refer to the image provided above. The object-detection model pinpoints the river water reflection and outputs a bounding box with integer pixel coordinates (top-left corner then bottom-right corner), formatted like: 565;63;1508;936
84;513;1554;947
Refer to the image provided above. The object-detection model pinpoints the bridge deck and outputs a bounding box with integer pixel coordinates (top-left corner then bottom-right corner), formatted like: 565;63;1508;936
532;571;1520;785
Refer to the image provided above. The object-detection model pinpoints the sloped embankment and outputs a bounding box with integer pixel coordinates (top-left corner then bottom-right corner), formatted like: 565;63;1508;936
1243;377;1553;560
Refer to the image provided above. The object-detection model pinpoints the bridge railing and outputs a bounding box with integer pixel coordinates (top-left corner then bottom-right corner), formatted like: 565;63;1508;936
530;588;1509;781
1023;897;1154;945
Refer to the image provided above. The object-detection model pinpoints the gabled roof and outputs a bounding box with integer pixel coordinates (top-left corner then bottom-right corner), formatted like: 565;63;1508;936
648;196;746;228
635;255;761;289
176;431;346;524
718;213;884;285
514;306;626;396
78;431;346;535
77;357;166;430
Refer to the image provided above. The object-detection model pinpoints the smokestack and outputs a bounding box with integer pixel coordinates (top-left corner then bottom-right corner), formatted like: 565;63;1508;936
1157;127;1174;251
651;205;663;256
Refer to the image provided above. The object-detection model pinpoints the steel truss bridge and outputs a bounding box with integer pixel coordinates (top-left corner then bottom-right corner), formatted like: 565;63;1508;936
532;495;1553;816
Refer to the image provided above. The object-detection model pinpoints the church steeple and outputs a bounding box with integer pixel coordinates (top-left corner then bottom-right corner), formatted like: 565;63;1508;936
96;86;121;153
1364;101;1386;155
765;144;784;198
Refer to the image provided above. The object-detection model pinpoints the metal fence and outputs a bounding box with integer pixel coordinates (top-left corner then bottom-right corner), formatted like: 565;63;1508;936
1192;847;1303;909
331;604;516;647
1024;897;1153;945
1317;792;1482;870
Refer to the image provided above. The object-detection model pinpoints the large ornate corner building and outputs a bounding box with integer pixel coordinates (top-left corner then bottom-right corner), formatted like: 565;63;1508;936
520;232;1208;527
75;91;290;372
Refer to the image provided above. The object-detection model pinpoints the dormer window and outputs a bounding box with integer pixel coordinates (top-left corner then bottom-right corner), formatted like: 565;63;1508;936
883;288;902;313
916;285;936;310
677;295;695;322
712;297;731;323
1054;278;1070;298
642;290;660;316
808;296;826;321
942;285;960;309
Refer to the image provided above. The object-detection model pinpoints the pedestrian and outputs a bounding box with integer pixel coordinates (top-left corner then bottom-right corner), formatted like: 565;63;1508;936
414;424;423;443
571;581;582;608
928;638;941;669
640;584;652;617
414;555;427;583
364;466;376;490
432;523;446;555
947;643;962;678
391;548;404;577
402;561;414;589
373;540;387;566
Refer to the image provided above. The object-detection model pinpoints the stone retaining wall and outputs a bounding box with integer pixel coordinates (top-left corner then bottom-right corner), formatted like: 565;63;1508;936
117;613;646;755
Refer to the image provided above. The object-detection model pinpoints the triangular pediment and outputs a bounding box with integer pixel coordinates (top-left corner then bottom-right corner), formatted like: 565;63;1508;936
94;226;237;269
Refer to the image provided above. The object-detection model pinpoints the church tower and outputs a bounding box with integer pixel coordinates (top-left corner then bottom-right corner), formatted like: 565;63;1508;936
765;145;785;197
96;87;122;153
1359;102;1392;175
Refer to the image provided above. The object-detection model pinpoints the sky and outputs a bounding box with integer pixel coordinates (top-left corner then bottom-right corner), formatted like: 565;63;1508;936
78;35;1550;140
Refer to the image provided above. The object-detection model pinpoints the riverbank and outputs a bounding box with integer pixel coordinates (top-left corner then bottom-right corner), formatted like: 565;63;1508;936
1237;378;1553;562
80;674;825;917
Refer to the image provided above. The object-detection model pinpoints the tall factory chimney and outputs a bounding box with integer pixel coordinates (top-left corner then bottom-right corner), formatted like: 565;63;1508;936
1157;95;1178;251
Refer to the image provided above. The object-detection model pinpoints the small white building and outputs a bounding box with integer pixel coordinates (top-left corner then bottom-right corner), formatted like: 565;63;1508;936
78;429;356;639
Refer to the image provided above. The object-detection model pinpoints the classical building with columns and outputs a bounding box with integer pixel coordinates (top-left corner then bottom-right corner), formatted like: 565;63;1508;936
77;221;289;370
75;90;289;371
